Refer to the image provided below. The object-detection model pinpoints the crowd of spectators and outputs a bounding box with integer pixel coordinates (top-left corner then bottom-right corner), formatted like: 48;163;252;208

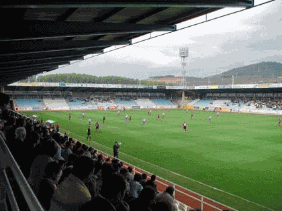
0;92;194;211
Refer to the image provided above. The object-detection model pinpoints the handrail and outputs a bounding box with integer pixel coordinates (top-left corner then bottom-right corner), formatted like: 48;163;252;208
0;135;45;211
2;169;20;211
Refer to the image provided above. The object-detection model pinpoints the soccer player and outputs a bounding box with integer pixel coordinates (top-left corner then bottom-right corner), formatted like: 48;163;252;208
183;121;187;133
117;110;120;116
129;116;132;122
82;113;85;118
103;116;106;124
186;109;188;113
209;116;212;123
217;112;220;118
156;114;160;121
95;121;100;132
68;113;72;121
88;118;92;126
191;112;194;119
87;126;91;140
162;112;165;119
125;114;128;122
142;118;146;126
278;118;281;127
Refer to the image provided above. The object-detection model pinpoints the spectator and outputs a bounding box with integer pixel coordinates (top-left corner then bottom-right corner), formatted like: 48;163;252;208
8;127;28;174
155;186;178;211
36;161;60;211
49;156;95;211
127;166;134;183
100;173;129;211
119;168;131;202
129;173;143;200
28;139;59;192
140;173;148;187
58;154;77;185
129;186;157;211
61;141;73;163
145;175;157;191
151;201;173;211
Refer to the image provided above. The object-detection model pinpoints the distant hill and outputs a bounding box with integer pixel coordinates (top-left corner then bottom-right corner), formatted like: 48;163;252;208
210;62;282;78
19;73;166;86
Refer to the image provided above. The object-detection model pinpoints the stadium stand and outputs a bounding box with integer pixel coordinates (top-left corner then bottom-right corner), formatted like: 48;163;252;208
115;99;138;108
43;98;70;110
135;99;157;109
151;98;177;108
15;99;44;111
192;100;213;108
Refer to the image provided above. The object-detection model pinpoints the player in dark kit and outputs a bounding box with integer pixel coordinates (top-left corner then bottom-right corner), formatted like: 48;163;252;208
278;118;281;127
95;121;100;132
103;116;106;124
191;112;194;119
183;122;187;133
87;126;91;140
129;116;132;122
68;113;72;120
156;114;160;121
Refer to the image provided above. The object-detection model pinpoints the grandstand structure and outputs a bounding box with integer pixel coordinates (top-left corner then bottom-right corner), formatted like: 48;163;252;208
5;1;282;211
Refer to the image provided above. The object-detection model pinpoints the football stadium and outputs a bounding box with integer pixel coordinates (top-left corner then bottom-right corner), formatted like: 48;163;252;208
0;1;281;211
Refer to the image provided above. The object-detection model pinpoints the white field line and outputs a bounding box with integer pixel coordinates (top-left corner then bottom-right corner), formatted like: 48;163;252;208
60;128;274;211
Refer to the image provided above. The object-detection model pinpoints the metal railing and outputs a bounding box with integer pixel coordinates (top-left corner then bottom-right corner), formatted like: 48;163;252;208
0;135;44;211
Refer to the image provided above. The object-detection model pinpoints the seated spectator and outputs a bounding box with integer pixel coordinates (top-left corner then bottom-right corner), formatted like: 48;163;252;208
129;173;143;200
151;201;173;211
100;173;129;211
49;156;95;211
58;154;77;185
36;161;60;211
145;175;157;191
28;139;59;192
61;141;73;163
129;186;157;211
155;186;178;211
7;127;27;170
119;168;131;202
53;139;65;162
127;166;134;182
140;173;148;187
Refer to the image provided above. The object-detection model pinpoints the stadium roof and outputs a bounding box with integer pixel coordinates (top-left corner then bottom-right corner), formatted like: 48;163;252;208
0;1;254;86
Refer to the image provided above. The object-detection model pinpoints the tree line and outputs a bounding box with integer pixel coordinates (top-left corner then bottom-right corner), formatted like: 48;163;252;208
19;73;167;86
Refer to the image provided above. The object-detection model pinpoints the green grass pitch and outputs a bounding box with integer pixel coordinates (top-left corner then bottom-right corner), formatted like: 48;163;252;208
22;109;282;211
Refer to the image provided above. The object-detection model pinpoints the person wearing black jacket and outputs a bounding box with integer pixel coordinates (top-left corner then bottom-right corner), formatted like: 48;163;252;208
113;142;121;158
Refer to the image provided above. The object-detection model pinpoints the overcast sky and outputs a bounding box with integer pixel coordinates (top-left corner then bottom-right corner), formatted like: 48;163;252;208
44;0;281;80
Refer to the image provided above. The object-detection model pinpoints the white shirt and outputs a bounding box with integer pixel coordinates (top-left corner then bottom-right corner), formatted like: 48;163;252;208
143;119;146;122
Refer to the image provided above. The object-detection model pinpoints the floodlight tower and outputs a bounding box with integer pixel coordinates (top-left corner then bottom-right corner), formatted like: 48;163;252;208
179;47;188;101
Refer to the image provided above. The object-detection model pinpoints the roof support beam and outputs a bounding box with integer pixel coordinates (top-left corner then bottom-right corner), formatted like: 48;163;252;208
1;40;130;55
0;65;59;73
0;49;103;63
0;56;83;67
1;1;254;8
0;61;70;70
1;21;176;41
